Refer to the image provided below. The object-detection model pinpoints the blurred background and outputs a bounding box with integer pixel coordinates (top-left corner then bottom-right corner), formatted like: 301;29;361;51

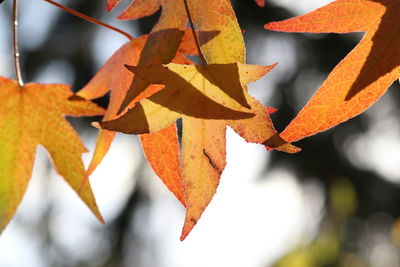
1;0;400;266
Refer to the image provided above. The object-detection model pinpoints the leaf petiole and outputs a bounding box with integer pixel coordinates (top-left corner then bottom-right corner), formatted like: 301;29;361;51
182;0;207;65
13;0;24;87
42;0;135;41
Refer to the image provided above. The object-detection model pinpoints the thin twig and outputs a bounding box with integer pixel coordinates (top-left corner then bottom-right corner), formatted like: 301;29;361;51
13;0;24;87
182;0;207;65
42;0;134;41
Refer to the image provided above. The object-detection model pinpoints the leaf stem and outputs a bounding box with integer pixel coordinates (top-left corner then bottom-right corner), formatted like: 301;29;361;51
13;0;24;87
182;0;207;65
42;0;134;41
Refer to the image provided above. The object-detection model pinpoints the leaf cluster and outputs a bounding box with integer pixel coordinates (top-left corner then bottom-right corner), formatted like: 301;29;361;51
0;0;397;240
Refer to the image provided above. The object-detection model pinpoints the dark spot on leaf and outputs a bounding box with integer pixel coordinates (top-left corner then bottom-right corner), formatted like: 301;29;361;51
203;149;223;174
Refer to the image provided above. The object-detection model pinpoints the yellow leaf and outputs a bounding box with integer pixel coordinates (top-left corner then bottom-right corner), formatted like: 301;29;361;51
0;77;105;233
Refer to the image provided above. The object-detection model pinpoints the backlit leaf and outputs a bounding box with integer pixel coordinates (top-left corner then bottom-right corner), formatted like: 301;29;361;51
105;0;299;240
76;34;197;205
99;62;299;240
265;0;400;143
0;77;105;233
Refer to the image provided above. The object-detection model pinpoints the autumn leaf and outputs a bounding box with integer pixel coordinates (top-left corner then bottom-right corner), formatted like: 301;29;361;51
76;34;197;205
76;37;159;176
99;63;265;132
0;77;105;233
265;0;400;143
107;0;217;113
99;62;300;240
179;0;300;240
76;29;199;205
104;0;299;240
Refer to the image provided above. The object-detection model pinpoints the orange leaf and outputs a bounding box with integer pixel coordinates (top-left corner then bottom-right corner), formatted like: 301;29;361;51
265;0;399;143
140;124;185;205
0;77;105;233
181;0;299;239
106;0;298;240
99;63;266;133
99;62;299;240
76;35;193;205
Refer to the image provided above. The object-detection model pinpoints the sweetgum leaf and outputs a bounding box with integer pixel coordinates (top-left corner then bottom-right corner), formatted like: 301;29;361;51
265;0;400;143
99;63;268;133
99;62;300;240
105;0;298;240
0;77;105;233
76;34;196;205
179;0;299;240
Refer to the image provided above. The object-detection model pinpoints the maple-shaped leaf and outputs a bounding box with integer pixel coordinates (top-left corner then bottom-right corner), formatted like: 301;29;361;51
265;0;400;143
76;38;183;204
0;77;105;233
99;63;271;132
99;63;300;240
172;0;299;240
105;0;298;240
76;32;199;205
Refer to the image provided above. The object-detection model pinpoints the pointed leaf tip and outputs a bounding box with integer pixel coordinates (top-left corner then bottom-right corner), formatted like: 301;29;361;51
180;229;190;241
264;22;279;31
266;107;278;114
106;0;120;11
91;122;101;130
